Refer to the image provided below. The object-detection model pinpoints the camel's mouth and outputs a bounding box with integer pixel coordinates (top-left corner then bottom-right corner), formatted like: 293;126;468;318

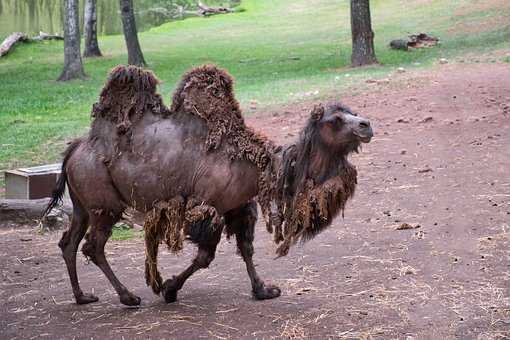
353;129;373;143
350;116;373;144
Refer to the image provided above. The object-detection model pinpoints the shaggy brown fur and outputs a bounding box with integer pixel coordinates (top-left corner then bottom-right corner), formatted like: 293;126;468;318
274;165;357;256
92;65;170;133
144;197;224;295
144;198;186;294
170;64;278;226
272;105;359;256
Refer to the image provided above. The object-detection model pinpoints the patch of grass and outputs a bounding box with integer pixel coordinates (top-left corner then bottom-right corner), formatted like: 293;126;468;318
111;223;143;241
0;0;509;189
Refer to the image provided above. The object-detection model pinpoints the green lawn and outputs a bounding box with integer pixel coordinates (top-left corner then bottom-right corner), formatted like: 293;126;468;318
0;0;509;190
111;223;143;241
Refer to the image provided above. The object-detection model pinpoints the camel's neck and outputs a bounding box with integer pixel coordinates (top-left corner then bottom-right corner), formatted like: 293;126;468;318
278;135;355;200
273;137;358;257
308;146;345;184
301;133;355;185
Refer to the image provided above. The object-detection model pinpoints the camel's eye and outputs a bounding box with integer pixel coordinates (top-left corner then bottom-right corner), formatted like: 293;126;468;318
340;107;357;116
326;115;343;128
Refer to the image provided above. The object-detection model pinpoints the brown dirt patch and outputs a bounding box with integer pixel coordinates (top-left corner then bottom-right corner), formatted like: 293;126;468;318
448;14;510;35
1;62;510;339
454;0;510;17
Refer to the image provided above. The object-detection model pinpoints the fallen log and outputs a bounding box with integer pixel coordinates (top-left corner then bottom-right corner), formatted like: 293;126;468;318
0;32;29;57
0;198;72;229
197;2;233;16
32;31;64;41
390;33;439;51
0;198;143;230
1;31;64;58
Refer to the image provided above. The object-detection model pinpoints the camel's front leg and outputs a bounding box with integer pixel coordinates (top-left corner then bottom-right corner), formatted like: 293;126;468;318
162;203;224;303
225;201;281;300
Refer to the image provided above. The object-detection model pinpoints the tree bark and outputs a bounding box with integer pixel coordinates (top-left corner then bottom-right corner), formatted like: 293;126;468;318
120;0;146;67
350;0;377;67
58;0;86;81
83;0;102;57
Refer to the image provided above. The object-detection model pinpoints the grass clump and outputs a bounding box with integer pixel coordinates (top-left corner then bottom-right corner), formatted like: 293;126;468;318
111;223;143;241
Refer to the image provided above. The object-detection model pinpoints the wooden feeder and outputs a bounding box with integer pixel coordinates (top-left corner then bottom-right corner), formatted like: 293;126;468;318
4;164;61;200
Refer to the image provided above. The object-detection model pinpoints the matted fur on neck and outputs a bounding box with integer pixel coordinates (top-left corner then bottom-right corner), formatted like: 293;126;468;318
271;113;358;257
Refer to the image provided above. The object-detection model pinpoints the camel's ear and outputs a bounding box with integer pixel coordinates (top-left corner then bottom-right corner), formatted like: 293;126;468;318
310;104;325;122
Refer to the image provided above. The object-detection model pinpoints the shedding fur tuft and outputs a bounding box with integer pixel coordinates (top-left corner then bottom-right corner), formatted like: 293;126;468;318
144;198;186;294
92;65;169;134
271;109;359;257
170;64;278;227
143;197;224;295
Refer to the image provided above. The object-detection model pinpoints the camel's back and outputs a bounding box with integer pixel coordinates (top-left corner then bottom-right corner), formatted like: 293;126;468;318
70;64;262;214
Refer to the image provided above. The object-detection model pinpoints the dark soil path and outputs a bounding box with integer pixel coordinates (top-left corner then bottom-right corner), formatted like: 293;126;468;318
1;62;509;339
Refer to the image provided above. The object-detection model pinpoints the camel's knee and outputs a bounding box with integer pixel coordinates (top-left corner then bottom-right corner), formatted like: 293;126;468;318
82;217;114;264
58;229;72;251
239;241;254;259
193;250;215;269
81;232;99;263
59;214;88;253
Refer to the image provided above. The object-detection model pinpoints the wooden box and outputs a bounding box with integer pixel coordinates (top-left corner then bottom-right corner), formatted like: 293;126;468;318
5;164;61;199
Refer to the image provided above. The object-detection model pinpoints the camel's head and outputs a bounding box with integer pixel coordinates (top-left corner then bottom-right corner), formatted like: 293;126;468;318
274;102;373;256
311;102;373;153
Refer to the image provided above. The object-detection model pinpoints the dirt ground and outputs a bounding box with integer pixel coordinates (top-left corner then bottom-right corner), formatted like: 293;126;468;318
1;61;509;339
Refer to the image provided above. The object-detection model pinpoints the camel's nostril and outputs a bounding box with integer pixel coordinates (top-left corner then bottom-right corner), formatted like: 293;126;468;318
359;121;370;129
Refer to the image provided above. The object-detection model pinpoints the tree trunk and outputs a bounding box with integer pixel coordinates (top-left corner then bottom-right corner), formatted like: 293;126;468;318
350;0;377;67
83;0;102;57
120;0;146;67
58;0;86;81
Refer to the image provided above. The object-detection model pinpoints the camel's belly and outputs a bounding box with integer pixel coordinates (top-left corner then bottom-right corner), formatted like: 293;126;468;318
104;115;259;214
111;156;258;214
110;147;259;214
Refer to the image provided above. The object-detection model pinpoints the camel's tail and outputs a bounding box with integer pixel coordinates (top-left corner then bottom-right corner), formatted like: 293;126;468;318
42;139;82;218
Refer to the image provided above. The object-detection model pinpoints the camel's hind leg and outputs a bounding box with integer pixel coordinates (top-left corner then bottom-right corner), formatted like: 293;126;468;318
59;194;98;304
82;212;141;306
225;201;281;300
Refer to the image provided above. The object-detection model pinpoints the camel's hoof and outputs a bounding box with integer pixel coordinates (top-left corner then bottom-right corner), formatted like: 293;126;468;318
164;289;178;303
253;284;281;300
162;277;179;303
119;292;141;306
76;293;99;305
